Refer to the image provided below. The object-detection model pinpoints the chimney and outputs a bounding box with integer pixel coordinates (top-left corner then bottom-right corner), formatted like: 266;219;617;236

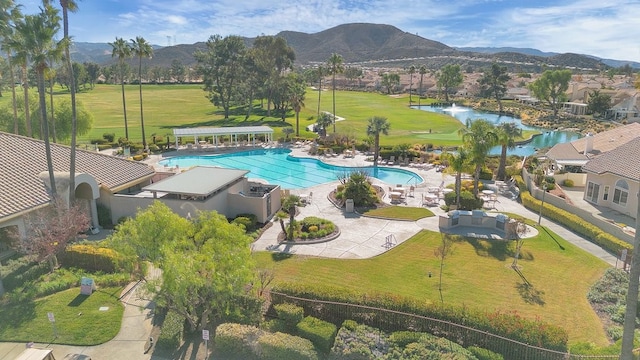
584;133;593;154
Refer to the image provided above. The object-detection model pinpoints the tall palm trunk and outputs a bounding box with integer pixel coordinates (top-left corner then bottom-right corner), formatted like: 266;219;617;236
49;78;56;143
497;145;508;181
37;68;56;195
316;77;322;119
7;53;18;134
22;65;31;137
138;56;147;150
63;6;78;203
332;73;336;133
120;69;129;139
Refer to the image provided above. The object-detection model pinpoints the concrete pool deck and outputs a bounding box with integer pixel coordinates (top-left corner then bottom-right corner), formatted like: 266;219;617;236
144;144;618;266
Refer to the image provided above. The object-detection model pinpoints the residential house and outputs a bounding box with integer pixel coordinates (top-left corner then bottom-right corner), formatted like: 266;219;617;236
582;137;640;220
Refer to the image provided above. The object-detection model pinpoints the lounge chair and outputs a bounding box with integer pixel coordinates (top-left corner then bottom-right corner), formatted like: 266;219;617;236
387;156;395;165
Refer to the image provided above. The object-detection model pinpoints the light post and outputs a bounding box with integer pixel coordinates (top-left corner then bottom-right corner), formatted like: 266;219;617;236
537;182;547;225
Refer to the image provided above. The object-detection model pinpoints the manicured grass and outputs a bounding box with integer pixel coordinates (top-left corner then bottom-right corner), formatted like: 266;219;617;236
0;286;124;345
0;84;535;148
361;206;434;220
255;226;609;345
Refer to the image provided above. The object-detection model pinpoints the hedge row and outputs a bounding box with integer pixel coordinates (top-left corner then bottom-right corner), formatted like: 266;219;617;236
296;316;337;354
59;244;135;273
271;282;568;353
517;176;631;255
156;309;184;351
214;323;317;360
274;303;304;332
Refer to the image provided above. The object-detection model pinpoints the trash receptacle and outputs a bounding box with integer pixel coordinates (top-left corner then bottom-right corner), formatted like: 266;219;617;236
345;199;354;213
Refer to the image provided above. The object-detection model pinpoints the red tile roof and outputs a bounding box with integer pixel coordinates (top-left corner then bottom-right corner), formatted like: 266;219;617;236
583;137;640;180
0;132;155;219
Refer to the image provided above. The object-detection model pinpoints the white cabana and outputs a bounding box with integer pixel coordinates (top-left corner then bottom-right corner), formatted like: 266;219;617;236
173;126;274;149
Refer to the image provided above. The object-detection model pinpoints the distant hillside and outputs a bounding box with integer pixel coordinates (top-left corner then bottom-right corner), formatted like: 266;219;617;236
275;23;456;64
458;46;640;69
70;23;612;71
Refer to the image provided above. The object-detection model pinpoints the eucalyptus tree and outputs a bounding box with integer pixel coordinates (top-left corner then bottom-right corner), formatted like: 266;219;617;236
109;37;131;139
18;4;63;194
366;116;390;166
251;35;295;117
0;0;21;134
130;36;153;151
83;61;99;88
418;64;427;106
478;63;510;113
528;69;572;118
327;52;344;132
436;64;463;102
194;35;247;119
458;119;498;197
408;65;416;105
495;122;522;181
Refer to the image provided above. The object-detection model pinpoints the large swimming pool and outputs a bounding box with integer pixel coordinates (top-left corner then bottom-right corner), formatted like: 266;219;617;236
159;148;423;189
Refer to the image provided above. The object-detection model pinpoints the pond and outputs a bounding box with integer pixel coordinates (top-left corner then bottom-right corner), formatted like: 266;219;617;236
418;104;581;156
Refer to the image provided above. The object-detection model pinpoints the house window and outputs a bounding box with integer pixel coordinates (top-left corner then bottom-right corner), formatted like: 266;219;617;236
603;186;609;201
613;180;629;206
586;182;599;203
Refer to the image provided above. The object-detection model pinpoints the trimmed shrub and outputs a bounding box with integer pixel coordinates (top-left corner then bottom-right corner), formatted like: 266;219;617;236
296;316;337;354
479;167;493;180
444;190;484;210
271;282;569;354
519;181;631;255
132;154;144;161
468;346;505;360
563;179;574;187
59;244;135;273
274;303;304;331
258;332;318;360
389;331;426;347
102;133;116;142
156;309;184;351
214;323;260;359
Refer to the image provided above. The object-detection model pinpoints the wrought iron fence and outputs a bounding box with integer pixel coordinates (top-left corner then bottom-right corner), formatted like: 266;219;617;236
270;290;620;360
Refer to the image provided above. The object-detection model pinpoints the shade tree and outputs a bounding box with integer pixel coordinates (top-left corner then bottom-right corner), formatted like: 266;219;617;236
478;63;510;113
107;202;256;331
436;64;463;102
528;69;572;118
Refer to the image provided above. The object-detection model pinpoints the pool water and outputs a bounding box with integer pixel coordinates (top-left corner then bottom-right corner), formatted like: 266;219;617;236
159;149;423;189
419;105;581;156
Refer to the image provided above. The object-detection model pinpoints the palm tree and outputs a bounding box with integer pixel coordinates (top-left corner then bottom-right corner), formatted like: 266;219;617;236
458;119;497;197
366;116;390;166
60;0;79;204
408;65;415;106
445;147;470;208
281;195;301;241
496;122;522;181
316;112;333;137
316;64;324;120
327;53;344;133
18;5;63;194
130;36;153;151
0;1;21;135
109;37;131;140
418;65;427;107
8;29;30;136
289;80;305;137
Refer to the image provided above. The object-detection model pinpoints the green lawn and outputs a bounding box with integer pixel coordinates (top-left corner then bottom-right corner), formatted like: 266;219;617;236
361;206;435;220
0;286;124;345
0;84;533;148
255;226;609;345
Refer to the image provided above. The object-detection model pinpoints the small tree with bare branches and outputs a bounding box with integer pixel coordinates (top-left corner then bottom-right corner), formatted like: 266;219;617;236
18;197;90;271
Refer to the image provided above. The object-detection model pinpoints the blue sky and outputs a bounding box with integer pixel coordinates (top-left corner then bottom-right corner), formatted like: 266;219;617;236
20;0;640;62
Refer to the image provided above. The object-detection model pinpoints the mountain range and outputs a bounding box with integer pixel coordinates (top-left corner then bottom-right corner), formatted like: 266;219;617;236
70;23;638;70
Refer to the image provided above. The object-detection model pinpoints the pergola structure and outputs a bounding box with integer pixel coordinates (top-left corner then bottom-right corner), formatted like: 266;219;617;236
173;126;274;148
